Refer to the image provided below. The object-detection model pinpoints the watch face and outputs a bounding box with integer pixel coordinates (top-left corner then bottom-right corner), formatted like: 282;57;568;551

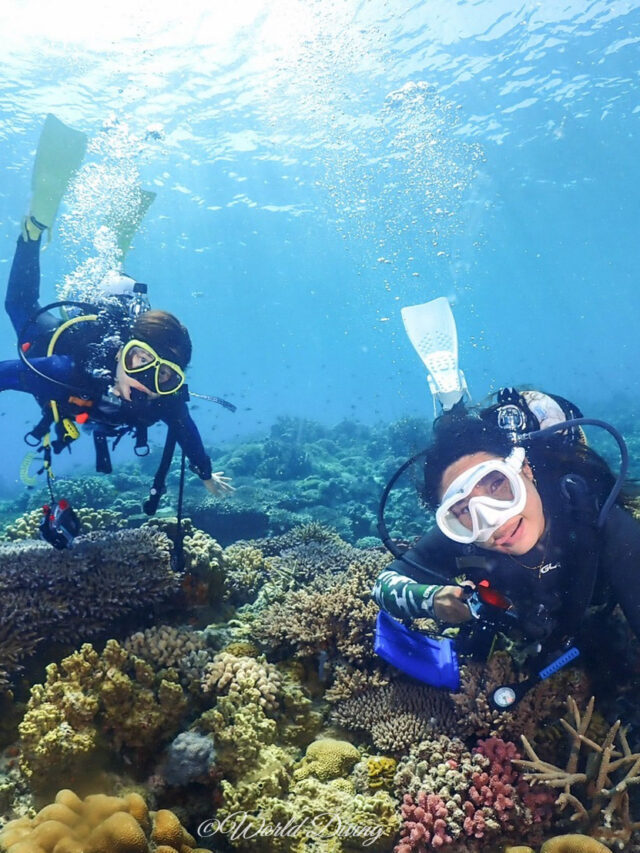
493;686;517;709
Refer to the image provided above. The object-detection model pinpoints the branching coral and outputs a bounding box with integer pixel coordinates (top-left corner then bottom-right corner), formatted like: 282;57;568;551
516;696;640;847
451;652;591;741
331;681;457;753
18;640;188;791
201;651;282;713
252;550;390;665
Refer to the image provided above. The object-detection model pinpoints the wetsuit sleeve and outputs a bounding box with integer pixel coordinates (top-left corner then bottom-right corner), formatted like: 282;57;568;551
372;528;459;620
598;505;640;639
162;400;212;480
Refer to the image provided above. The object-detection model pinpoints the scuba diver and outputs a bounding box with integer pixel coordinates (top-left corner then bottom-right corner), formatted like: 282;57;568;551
373;297;639;707
1;115;233;536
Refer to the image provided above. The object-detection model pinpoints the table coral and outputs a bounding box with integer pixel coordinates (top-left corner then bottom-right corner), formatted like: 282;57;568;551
18;640;188;791
0;528;178;691
0;788;210;853
331;680;457;753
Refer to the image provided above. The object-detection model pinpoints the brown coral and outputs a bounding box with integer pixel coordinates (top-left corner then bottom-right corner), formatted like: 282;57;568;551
0;789;207;853
331;679;457;753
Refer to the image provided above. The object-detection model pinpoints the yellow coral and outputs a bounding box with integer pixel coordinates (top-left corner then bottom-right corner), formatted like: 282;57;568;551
366;756;397;791
0;790;211;853
294;738;360;782
540;835;613;853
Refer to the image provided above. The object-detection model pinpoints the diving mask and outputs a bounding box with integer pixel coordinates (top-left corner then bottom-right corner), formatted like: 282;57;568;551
436;447;527;544
121;339;185;395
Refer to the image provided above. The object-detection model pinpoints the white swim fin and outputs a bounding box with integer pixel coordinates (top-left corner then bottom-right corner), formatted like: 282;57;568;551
401;297;469;414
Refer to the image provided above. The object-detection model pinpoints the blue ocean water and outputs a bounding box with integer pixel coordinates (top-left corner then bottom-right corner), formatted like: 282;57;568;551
0;0;639;491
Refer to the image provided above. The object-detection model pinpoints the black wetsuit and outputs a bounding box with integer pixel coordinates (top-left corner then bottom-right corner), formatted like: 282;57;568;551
1;235;212;480
373;488;640;644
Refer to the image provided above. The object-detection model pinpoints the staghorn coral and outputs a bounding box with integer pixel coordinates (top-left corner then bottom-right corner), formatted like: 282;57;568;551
0;528;178;692
0;788;210;853
18;640;188;791
331;680;457;753
516;696;640;847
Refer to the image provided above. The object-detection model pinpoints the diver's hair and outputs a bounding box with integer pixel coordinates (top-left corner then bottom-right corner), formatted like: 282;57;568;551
421;405;618;512
422;409;512;510
131;310;192;368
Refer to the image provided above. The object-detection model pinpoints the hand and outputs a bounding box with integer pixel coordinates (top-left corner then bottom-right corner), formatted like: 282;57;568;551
203;472;235;495
433;585;473;624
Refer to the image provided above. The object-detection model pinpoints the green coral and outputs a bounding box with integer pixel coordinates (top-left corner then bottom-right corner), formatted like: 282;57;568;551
19;640;187;791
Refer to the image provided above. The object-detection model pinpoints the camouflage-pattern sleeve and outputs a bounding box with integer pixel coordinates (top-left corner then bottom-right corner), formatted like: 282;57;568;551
372;569;442;620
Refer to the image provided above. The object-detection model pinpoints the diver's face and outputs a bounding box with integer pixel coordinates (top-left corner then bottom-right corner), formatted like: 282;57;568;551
112;349;159;401
439;452;545;556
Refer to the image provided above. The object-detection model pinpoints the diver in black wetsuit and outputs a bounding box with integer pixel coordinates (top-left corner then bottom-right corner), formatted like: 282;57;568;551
1;223;233;497
373;399;640;651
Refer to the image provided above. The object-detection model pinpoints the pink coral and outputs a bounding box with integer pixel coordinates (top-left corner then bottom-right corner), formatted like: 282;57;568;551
395;792;453;852
462;736;553;839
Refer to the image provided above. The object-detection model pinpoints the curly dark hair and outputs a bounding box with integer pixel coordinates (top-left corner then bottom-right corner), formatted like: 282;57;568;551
131;310;192;368
421;404;618;514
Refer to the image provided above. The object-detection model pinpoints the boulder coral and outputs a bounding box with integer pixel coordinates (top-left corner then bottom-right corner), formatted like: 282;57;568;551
0;788;212;853
293;738;360;782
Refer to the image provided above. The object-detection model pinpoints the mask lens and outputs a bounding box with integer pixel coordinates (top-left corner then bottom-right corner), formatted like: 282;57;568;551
124;344;155;372
157;364;182;392
449;471;515;529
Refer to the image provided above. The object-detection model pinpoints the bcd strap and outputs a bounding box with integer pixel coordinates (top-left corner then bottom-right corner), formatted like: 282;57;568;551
143;427;177;516
94;432;113;474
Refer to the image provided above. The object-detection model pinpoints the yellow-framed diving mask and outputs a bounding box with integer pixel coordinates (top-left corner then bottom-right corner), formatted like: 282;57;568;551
121;339;185;395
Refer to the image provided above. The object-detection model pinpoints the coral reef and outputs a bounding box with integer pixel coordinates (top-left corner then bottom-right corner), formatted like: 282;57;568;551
0;528;178;691
517;696;640;846
252;546;390;666
0;506;126;541
124;626;212;695
0;788;211;853
331;680;457;753
451;653;591;741
18;640;188;791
